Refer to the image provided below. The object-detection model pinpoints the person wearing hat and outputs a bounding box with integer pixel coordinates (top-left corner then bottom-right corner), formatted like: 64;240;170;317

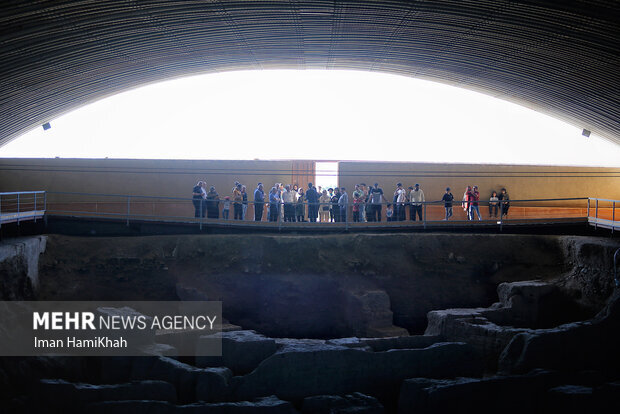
409;183;425;221
442;187;454;220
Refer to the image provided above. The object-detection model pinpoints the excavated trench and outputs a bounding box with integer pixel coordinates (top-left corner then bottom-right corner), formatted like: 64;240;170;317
1;233;619;413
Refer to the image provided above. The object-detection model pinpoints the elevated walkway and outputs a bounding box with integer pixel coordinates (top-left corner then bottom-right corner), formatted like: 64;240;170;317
1;191;617;236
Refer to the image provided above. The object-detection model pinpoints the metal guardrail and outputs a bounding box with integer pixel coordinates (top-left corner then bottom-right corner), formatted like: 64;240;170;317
0;191;46;228
38;191;595;229
3;191;618;233
587;197;619;233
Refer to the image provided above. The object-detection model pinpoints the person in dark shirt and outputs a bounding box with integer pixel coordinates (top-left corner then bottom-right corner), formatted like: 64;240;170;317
331;188;341;222
469;185;481;220
253;183;265;221
442;187;454;220
192;181;205;218
499;188;510;218
368;183;386;222
296;187;306;222
305;183;320;222
269;187;280;222
327;188;335;222
206;186;220;219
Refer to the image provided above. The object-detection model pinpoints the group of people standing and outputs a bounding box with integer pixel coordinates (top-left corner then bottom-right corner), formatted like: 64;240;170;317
455;186;510;221
192;181;248;219
193;180;511;222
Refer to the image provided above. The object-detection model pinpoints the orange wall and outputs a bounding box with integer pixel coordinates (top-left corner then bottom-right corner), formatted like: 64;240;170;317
0;158;294;202
1;158;619;209
338;161;620;206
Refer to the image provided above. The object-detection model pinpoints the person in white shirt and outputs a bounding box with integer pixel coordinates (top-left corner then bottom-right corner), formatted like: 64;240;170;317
409;183;425;221
319;190;331;222
489;190;499;218
394;182;407;221
282;184;296;222
338;187;349;222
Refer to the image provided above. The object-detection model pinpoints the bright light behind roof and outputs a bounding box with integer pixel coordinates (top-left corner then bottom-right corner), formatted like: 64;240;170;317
1;70;619;167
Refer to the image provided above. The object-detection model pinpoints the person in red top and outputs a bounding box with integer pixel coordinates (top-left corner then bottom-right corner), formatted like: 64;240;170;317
469;185;482;220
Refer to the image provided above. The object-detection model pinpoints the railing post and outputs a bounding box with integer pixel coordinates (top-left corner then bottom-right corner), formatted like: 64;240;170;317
278;202;282;232
345;202;349;231
499;200;504;231
43;192;47;227
595;199;598;230
126;196;130;227
423;203;427;230
612;201;615;235
34;192;37;222
17;193;20;225
587;198;590;218
200;199;203;231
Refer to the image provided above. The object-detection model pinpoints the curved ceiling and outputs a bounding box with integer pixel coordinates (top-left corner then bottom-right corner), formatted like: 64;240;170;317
1;1;618;147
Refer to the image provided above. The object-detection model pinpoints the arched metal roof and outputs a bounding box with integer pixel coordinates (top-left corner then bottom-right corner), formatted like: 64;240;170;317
1;1;618;146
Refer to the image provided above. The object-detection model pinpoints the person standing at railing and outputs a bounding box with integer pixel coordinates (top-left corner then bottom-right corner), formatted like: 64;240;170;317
353;184;363;205
296;187;306;222
406;186;414;221
442;187;454;220
409;183;425;221
282;185;296;222
359;183;368;222
206;186;220;219
499;188;510;218
469;185;482;220
278;183;285;222
352;193;363;222
232;184;243;220
386;204;395;221
395;183;407;221
254;183;265;221
489;190;499;218
306;183;320;222
463;186;472;220
331;187;341;222
338;187;349;222
269;187;280;222
369;183;387;222
241;185;248;220
192;181;205;218
327;188;335;222
222;197;231;220
319;189;331;222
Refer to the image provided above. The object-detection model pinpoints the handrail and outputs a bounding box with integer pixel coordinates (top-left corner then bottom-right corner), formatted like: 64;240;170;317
0;190;46;196
46;190;589;205
48;191;189;201
0;190;604;231
588;197;620;203
0;190;47;228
